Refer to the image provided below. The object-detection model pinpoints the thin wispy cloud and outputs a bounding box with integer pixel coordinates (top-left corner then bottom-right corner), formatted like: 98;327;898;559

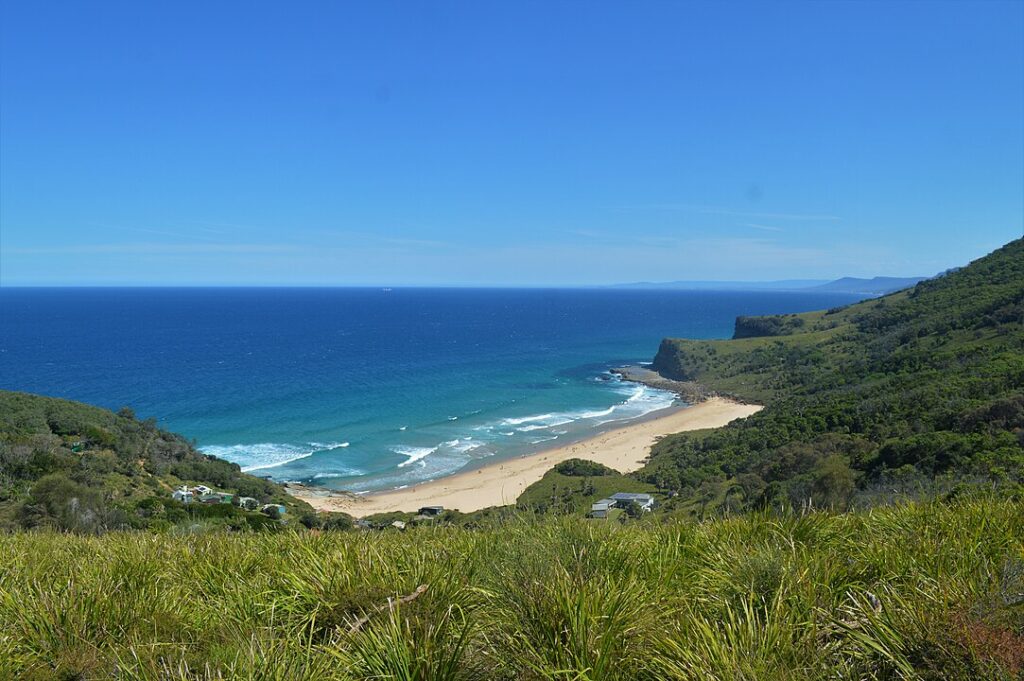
8;242;301;255
698;207;841;222
110;226;223;242
303;229;454;249
619;203;841;222
744;222;785;232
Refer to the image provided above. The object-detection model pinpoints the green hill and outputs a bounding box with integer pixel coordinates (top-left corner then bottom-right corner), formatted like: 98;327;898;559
635;238;1023;514
0;391;321;532
2;241;1023;679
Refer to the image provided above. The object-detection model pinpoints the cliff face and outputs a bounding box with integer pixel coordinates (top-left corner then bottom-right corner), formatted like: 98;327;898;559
649;338;698;381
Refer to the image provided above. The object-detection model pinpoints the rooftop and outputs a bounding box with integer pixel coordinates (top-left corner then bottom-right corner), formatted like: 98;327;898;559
610;493;653;502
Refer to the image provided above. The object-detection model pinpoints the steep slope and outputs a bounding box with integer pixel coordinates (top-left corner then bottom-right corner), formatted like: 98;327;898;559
640;239;1024;512
0;391;317;531
808;275;926;295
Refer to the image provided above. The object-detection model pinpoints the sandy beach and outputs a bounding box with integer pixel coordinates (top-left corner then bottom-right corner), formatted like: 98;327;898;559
291;396;761;517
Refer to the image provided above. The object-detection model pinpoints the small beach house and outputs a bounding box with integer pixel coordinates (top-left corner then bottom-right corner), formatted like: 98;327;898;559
418;506;444;517
610;492;655;512
237;496;258;511
172;488;193;504
200;492;233;504
192;485;213;495
261;503;286;518
590;498;616;519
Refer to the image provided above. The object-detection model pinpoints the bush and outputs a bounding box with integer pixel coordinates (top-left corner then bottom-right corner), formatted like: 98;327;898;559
16;473;119;533
554;458;616;477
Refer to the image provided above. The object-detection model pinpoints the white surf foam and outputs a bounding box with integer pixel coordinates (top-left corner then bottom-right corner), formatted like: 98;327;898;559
307;441;349;449
201;442;321;472
394;445;437;468
444;438;483;454
202;439;358;474
501;413;556;426
574;405;616;419
312;471;360;480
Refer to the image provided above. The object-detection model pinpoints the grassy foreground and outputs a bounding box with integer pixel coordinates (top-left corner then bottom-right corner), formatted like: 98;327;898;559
2;495;1022;680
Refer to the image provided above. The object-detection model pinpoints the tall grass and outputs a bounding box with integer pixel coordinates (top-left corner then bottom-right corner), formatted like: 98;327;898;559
1;495;1021;680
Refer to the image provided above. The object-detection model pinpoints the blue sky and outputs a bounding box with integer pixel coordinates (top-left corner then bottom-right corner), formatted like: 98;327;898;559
1;1;1022;286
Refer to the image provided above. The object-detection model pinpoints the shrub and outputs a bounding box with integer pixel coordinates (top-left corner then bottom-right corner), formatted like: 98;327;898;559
553;458;616;477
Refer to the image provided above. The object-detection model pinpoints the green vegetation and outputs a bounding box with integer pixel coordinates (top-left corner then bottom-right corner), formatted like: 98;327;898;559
2;240;1023;677
640;239;1024;515
0;391;318;532
516;465;657;515
553;458;618;477
732;313;807;339
2;495;1021;680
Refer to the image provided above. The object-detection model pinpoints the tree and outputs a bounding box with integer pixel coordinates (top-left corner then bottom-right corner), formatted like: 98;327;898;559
16;473;114;532
620;500;644;519
811;455;857;510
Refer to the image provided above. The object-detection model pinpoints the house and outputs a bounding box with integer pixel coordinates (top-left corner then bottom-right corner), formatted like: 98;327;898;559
391;520;406;530
192;485;213;495
354;519;372;530
417;506;444;517
610;492;655;512
199;493;232;504
237;496;258;511
261;503;286;518
590;498;616;519
172;488;193;504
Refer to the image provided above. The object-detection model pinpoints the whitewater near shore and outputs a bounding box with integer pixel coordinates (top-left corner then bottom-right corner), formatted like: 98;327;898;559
291;397;761;517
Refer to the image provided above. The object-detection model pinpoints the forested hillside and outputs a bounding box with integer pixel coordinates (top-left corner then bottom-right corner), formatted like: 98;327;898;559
0;391;319;531
639;238;1024;514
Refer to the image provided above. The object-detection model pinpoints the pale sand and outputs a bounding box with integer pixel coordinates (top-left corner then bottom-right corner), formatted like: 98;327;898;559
291;397;761;517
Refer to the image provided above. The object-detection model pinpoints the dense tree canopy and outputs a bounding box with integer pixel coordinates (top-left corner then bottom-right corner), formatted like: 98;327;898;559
0;390;313;531
640;239;1024;514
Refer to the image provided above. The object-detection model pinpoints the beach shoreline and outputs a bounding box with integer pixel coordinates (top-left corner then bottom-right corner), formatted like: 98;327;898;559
289;395;762;517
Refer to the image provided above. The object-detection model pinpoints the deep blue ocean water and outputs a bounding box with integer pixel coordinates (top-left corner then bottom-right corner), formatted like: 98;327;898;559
0;288;859;491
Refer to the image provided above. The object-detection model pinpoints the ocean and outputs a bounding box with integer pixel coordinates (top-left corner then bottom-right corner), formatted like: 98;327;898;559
0;288;860;491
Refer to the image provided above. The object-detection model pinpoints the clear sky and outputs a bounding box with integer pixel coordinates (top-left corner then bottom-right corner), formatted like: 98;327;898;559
1;1;1022;286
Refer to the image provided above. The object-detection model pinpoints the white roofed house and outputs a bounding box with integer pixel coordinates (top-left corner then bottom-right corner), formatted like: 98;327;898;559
171;488;193;504
261;503;287;518
610;492;655;512
192;485;213;495
237;496;258;511
590;498;616;519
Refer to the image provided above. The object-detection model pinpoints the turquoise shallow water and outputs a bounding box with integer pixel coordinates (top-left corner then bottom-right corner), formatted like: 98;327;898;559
0;288;860;491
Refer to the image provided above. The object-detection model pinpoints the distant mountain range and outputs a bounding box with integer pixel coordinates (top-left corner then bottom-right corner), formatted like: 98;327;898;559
609;275;927;296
